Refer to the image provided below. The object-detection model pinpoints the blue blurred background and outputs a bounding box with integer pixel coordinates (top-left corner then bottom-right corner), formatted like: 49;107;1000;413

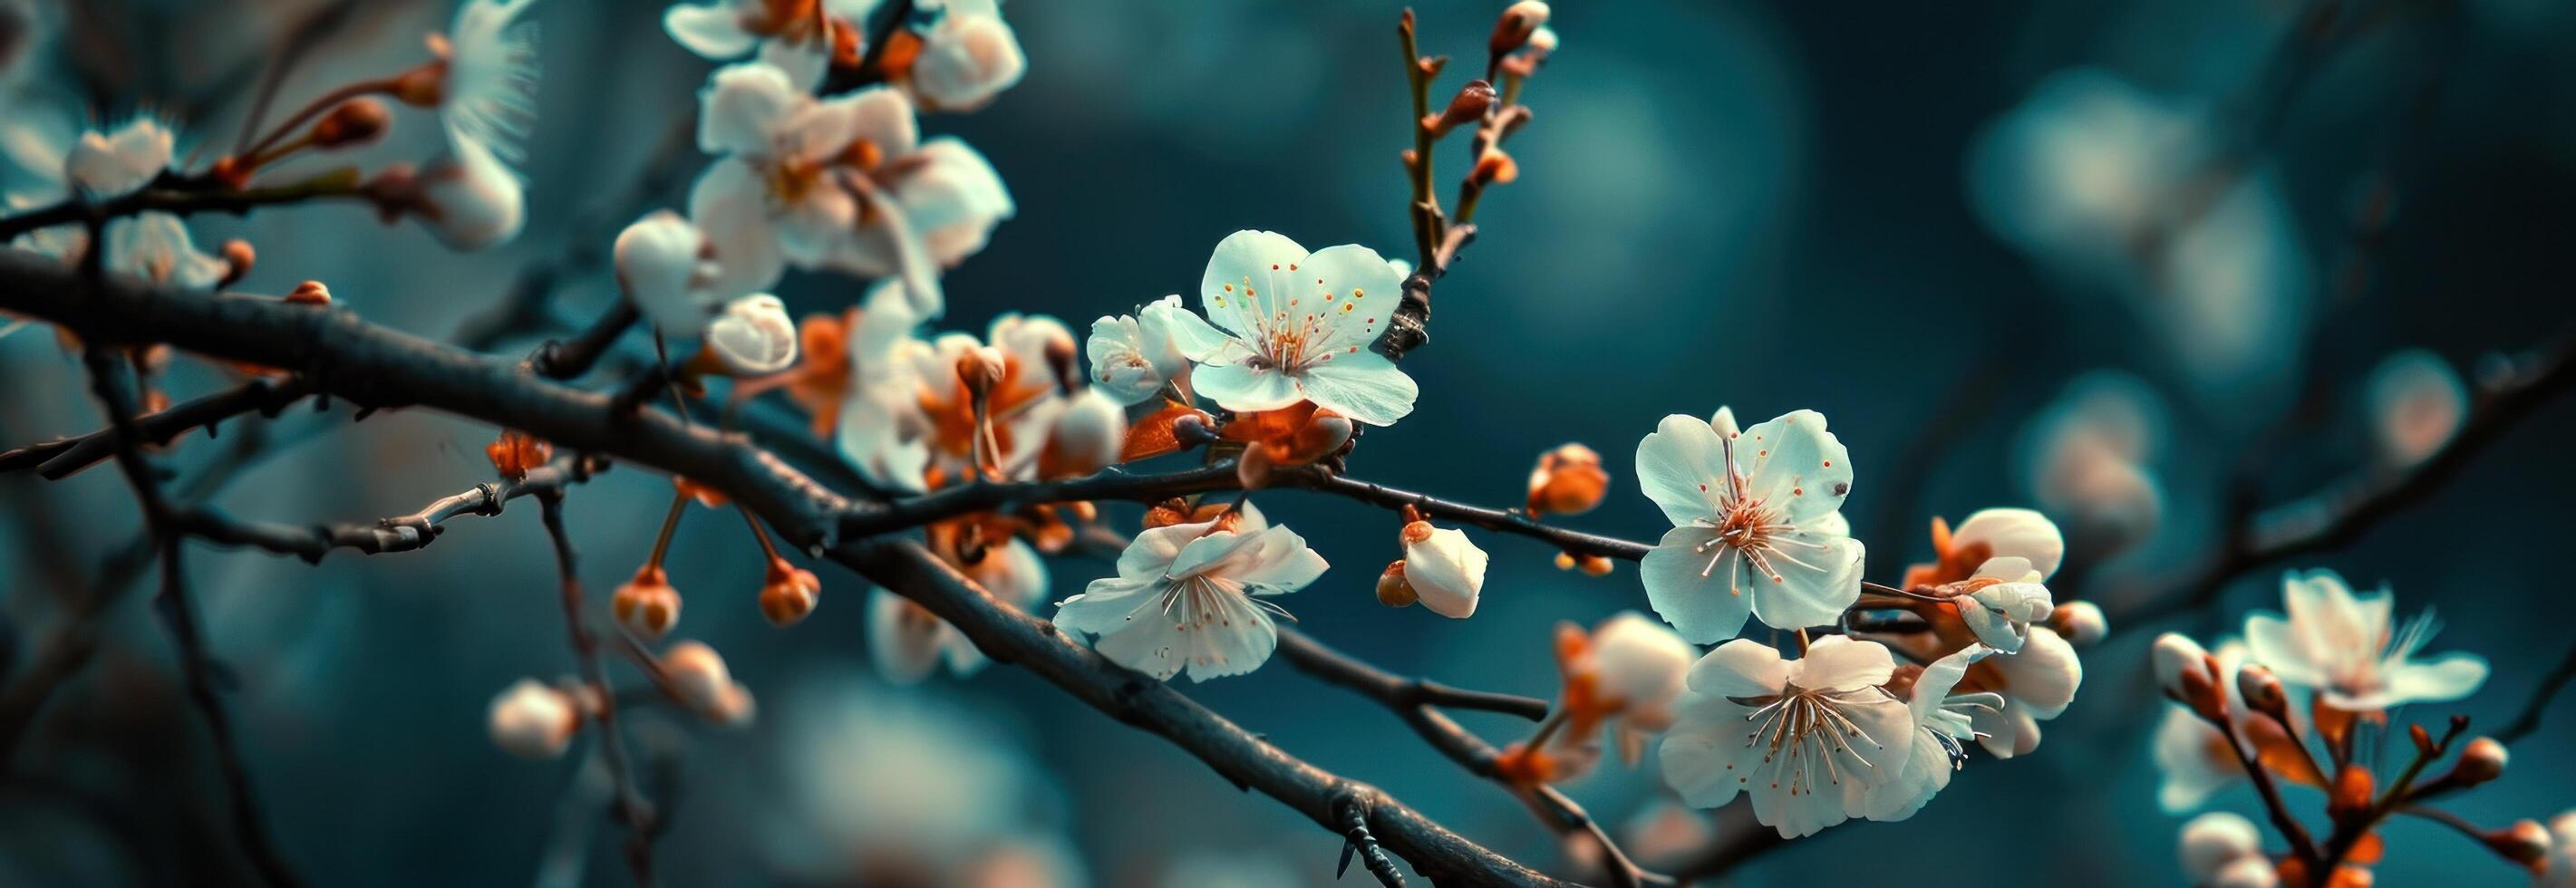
3;0;2573;884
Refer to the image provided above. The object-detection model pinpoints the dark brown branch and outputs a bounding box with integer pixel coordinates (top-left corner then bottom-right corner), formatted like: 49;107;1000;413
170;456;607;562
0;250;1560;886
835;462;1653;562
77;346;302;887
1275;628;1664;888
0;173;374;241
0;375;315;478
2498;638;2576;745
536;492;658;887
2106;330;2576;629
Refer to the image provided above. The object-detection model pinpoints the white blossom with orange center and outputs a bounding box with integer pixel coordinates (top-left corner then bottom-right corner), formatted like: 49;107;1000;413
1861;643;2000;822
1052;504;1325;682
1659;635;1910;839
1163;230;1419;427
687;61;915;298
1634;410;1864;642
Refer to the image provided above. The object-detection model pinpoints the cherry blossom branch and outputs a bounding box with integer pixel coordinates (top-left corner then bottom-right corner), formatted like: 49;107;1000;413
2497;638;2576;745
75;344;303;888
2103;328;2576;629
169;455;608;563
0;251;1568;888
0;374;315;478
1274;629;1667;888
0;170;379;241
536;491;659;888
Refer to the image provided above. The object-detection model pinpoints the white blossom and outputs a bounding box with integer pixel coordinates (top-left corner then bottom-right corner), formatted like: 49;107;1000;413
105;212;228;289
1086;294;1196;405
1863;643;2000;821
439;0;541;179
2242;569;2486;711
687;62;910;297
1399;522;1487;619
1949;507;2065;579
1634;410;1864;642
1659;636;1910;839
615;209;722;336
1052;505;1324;681
663;0;837;89
1967;625;2080;758
2542;809;2576;888
2365;348;2466;468
1039;386;1126;478
418;142;527;250
662;640;756;727
1160;230;1419;426
706;293;799;375
2178;812;2267;885
488;678;578;758
64;117;172;198
1956;555;2054;654
906;0;1025;111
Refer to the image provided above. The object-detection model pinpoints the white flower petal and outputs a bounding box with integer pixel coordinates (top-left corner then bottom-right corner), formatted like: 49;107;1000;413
1197;229;1309;338
1635;414;1729;526
699;62;802;156
1297;349;1417;426
1191;362;1303;414
1734;409;1852;526
1744;534;1865;632
1639;526;1755;644
1951;507;2066;579
1788;635;1895;690
686;158;789;297
1402;527;1486;619
663;2;759;59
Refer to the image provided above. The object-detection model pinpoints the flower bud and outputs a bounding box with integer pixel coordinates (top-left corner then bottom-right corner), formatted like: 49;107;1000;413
1554;551;1614;576
310;98;392;149
1525;442;1608;517
705;294;799;376
483;430;551;481
1376;561;1418;607
660;641;756;728
1469;149;1519;186
285;279;331;305
2485;819;2550;867
1487;1;1551;58
615;210;720;337
2205;856;2281;888
1037;387;1127;479
760;558;820;627
2329;763;2375;819
2050;600;2106;645
957;345;1006;397
2152;632;2213;700
416;148;523;250
1286;409;1354;465
221;241;259;287
2236;663;2288;720
1427;80;1496;139
2178;811;2263;883
1399;521;1487;619
1588;613;1691;721
488;679;579;759
2447;737;2507;788
613;565;682;640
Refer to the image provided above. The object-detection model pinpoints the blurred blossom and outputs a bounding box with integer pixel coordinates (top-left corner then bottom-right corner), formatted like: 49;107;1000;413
905;0;1027;113
2544;810;2576;888
439;0;542;179
2365;348;2467;468
1968;68;2310;406
767;674;1072;883
2241;570;2486;712
1619;799;1713;870
2017;372;2170;547
2177;811;2266;885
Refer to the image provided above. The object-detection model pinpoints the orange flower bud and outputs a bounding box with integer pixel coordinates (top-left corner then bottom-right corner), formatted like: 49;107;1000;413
1376;561;1418;607
1470;149;1519;186
390;59;447;108
1119;401;1216;462
612;565;682;640
759;558;820;627
1487;1;1550;58
672;476;731;507
484;430;551;481
1427;80;1496;139
2329;763;2374;818
285;280;330;305
219;240;257;287
2447;737;2507;788
1525;443;1608;516
311;98;392;149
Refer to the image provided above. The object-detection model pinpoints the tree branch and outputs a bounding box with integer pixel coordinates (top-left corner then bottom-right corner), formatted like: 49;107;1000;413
2497;637;2576;745
0;374;315;478
0;246;1567;886
169;455;608;562
536;492;658;887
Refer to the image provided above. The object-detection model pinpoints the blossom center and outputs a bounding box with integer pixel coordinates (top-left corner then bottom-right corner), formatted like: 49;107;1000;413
1729;686;1891;796
1209;267;1374;374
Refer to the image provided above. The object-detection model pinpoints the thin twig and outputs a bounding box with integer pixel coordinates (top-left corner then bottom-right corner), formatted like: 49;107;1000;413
536;492;658;888
2497;639;2576;745
0;375;315;478
172;455;606;562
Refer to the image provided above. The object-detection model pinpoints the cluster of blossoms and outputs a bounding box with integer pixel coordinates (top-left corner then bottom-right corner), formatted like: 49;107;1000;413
2149;572;2566;886
490;0;1030;725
